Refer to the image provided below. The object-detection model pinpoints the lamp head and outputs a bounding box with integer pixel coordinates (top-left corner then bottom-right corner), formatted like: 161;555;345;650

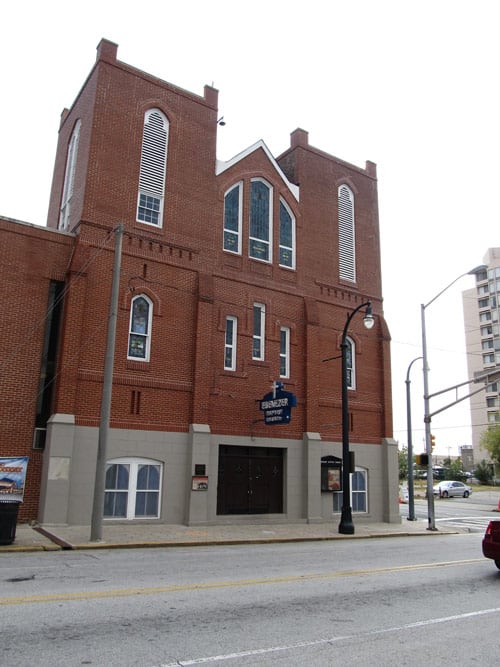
467;264;487;276
363;302;375;330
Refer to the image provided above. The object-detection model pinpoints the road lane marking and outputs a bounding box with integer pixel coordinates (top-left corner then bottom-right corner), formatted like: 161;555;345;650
0;558;484;607
157;606;500;666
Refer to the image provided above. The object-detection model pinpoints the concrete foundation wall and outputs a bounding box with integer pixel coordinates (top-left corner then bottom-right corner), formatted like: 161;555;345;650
39;421;400;527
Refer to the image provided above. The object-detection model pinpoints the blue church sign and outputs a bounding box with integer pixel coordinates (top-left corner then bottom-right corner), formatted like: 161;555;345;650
259;381;297;425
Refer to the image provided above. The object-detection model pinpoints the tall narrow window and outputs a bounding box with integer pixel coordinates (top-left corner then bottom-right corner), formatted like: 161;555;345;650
104;462;129;517
223;183;242;253
224;316;238;370
279;199;295;269
338;184;355;282
351;469;368;512
137;109;168;226
333;468;367;513
59;119;81;231
253;303;266;360
249;179;272;262
128;295;153;361
280;326;290;378
346;337;355;389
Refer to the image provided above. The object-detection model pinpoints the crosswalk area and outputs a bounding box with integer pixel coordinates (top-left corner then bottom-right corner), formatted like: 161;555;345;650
436;516;492;533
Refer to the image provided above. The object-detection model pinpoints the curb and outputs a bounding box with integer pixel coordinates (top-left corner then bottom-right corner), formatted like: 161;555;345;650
21;528;450;551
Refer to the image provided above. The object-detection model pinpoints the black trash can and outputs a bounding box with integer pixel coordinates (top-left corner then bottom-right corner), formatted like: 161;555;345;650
0;500;22;545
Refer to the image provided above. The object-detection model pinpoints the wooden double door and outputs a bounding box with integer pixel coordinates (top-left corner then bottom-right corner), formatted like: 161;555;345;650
217;445;284;515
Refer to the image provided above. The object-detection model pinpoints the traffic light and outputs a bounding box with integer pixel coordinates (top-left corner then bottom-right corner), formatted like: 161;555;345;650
415;453;429;466
431;434;436;451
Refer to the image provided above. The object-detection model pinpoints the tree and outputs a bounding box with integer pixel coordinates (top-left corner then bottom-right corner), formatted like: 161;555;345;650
480;424;500;466
444;458;466;482
474;459;493;485
398;446;408;481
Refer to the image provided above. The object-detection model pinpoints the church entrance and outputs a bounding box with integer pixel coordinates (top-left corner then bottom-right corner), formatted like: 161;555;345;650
216;445;284;515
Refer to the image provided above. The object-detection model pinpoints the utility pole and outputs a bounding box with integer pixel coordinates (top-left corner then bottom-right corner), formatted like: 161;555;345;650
90;224;124;541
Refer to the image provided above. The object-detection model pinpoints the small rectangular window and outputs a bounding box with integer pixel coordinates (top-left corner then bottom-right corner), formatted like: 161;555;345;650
280;326;290;378
137;194;161;225
224;316;237;370
253;303;265;360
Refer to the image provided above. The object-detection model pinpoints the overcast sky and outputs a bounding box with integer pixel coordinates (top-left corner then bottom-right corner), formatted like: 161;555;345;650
2;0;498;457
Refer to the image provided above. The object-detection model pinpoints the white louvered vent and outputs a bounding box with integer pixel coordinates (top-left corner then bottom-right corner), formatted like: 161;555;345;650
137;110;168;225
338;185;356;282
59;119;81;231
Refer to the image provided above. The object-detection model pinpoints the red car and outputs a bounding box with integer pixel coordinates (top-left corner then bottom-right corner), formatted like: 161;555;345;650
482;520;500;570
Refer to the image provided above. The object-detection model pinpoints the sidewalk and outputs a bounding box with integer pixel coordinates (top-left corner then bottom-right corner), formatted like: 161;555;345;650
1;515;461;553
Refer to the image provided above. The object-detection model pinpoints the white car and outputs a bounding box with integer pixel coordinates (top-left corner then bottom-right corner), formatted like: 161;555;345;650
433;480;472;498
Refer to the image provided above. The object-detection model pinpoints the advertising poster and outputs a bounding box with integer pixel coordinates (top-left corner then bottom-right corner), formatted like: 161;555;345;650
0;457;29;502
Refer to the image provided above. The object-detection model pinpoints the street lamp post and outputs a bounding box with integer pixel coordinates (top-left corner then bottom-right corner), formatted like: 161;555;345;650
421;265;486;531
339;301;375;535
405;356;422;521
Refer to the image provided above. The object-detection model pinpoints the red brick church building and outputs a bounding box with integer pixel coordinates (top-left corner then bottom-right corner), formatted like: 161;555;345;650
0;39;397;528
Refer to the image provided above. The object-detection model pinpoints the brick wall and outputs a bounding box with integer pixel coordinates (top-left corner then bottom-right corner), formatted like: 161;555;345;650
2;40;392;521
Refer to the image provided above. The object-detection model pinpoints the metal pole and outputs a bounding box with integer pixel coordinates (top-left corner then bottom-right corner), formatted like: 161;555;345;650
405;356;422;521
421;303;437;531
339;301;371;535
418;265;485;533
90;224;124;541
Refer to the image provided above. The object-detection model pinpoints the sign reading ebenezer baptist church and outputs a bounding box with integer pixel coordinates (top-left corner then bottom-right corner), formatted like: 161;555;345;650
259;381;297;425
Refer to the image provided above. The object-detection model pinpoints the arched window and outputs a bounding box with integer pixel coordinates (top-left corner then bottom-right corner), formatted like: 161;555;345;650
346;336;355;389
338;184;355;282
223;183;242;253
137;109;169;226
279;198;295;269
249;178;272;262
128;295;153;361
104;458;162;519
59;119;81;231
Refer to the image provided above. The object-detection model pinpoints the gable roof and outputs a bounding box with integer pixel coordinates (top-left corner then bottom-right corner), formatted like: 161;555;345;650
216;140;300;202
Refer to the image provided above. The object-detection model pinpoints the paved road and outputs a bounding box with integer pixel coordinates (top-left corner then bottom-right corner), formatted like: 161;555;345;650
404;490;499;532
1;532;499;665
